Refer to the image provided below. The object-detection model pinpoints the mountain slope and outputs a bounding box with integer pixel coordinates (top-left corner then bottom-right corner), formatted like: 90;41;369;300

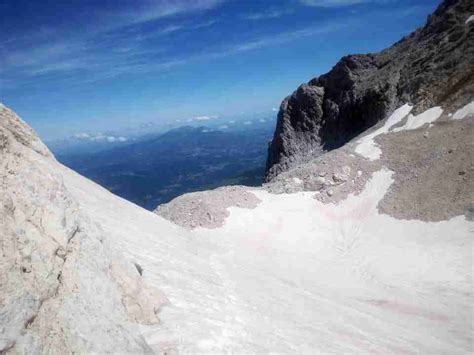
2;102;473;353
265;0;474;180
0;105;163;353
1;0;473;352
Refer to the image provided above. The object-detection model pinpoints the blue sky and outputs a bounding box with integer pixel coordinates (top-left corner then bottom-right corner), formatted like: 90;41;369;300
1;0;439;140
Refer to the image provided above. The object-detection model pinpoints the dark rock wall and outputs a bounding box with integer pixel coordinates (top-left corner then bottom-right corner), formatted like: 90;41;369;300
265;0;474;181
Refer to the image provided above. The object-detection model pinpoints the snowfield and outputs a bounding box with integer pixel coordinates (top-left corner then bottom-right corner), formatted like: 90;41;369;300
2;102;472;353
355;104;413;160
62;163;473;353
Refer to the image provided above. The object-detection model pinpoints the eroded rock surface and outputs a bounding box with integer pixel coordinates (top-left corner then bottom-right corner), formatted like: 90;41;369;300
0;105;161;353
263;106;474;221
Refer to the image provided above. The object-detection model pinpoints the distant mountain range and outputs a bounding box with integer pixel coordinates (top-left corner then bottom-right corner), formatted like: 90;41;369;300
56;118;275;209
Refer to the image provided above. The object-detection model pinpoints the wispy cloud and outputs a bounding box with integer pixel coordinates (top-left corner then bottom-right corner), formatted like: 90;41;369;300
243;8;293;21
300;0;382;7
193;115;219;121
73;132;127;143
1;19;349;88
218;21;348;55
105;0;225;28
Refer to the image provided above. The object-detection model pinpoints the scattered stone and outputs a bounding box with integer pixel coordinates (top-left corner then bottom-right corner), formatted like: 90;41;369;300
155;186;261;229
332;173;349;182
378;117;474;221
342;166;351;175
134;262;143;276
304;176;327;191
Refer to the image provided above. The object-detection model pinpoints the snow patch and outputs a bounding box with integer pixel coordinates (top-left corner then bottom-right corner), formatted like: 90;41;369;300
452;101;474;120
392;106;443;132
62;164;472;353
466;15;474;24
355;104;412;160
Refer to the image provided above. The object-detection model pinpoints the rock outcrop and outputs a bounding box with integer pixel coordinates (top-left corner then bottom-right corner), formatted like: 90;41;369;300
0;105;162;353
265;0;474;180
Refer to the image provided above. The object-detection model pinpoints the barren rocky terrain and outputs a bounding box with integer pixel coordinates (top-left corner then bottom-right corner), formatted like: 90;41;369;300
265;0;473;180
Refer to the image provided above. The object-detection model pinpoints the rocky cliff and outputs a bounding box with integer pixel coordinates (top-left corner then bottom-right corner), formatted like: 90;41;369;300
265;0;474;180
0;104;163;353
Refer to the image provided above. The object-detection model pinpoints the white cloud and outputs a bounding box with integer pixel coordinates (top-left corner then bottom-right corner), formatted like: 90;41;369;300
74;132;91;139
75;133;126;142
215;22;349;56
193;115;218;121
159;24;184;34
219;125;229;129
110;0;225;27
93;134;106;141
243;8;293;21
194;116;211;121
243;120;253;125
272;107;278;112
259;119;266;123
2;13;350;87
299;0;385;7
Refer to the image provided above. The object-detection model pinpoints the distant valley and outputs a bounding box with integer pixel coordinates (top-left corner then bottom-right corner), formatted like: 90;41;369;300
54;117;275;210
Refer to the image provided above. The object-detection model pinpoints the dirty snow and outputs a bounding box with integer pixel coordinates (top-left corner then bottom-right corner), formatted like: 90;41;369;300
452;100;474;120
392;106;443;132
355;104;412;160
63;164;472;353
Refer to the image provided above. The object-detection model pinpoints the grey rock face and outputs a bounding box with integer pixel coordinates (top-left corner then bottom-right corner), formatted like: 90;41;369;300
265;0;474;181
0;105;161;353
